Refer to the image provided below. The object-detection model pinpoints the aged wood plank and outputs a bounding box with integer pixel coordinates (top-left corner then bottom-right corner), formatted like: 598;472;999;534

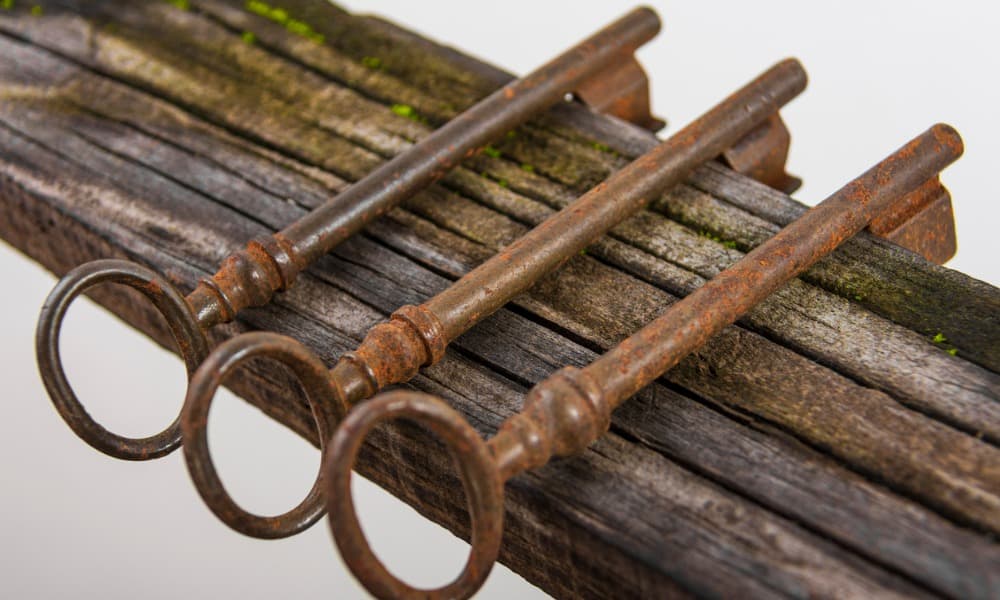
2;2;999;598
6;2;997;399
5;1;996;440
207;0;1000;374
0;88;930;600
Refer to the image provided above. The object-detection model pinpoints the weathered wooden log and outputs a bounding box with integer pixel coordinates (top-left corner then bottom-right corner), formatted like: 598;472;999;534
1;1;998;598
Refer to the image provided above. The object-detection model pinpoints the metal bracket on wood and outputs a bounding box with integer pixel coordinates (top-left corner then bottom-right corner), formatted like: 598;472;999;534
720;113;801;194
577;62;801;196
868;176;957;264
718;113;956;263
575;55;666;132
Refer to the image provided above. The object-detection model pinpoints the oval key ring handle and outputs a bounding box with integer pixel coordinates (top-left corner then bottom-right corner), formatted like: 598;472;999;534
325;391;504;600
35;259;210;460
181;331;347;538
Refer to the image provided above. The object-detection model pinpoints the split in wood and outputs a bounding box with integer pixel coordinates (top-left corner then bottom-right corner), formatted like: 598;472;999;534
324;124;964;599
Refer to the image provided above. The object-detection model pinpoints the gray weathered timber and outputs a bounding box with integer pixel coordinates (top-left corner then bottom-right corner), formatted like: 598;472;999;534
1;1;998;598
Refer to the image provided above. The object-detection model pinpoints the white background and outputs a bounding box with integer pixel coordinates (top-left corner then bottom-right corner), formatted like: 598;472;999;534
2;2;997;598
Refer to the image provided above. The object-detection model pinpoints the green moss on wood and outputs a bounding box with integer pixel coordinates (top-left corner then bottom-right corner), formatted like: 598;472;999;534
496;127;622;193
930;332;959;356
390;103;413;117
241;31;256;44
245;0;325;43
279;2;487;114
590;140;620;158
479;171;510;190
483;145;502;159
390;103;426;123
165;0;190;10
1;0;14;9
699;230;738;250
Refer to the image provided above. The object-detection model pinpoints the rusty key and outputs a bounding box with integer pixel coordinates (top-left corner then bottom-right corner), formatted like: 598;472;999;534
35;7;665;461
324;124;963;599
178;60;808;539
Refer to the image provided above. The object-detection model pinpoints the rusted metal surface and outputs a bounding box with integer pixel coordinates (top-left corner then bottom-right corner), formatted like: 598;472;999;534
574;55;665;131
179;59;806;539
328;392;505;600
868;176;957;263
35;260;211;460
324;124;964;599
34;6;665;461
720;113;801;193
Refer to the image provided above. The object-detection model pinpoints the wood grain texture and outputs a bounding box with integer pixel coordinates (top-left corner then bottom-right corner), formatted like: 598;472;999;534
1;1;998;598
